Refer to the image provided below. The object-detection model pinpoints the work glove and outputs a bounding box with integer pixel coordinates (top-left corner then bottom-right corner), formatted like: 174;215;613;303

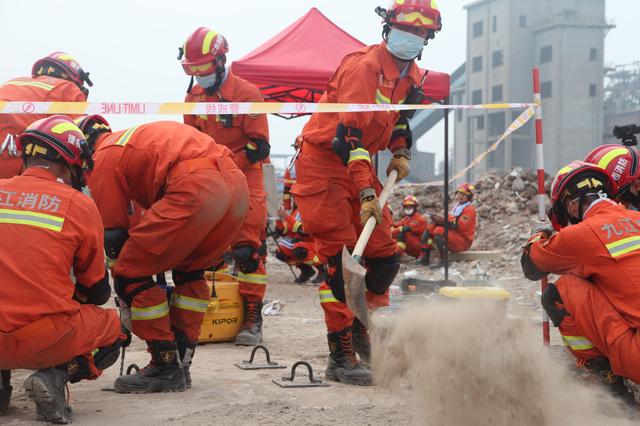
532;225;554;239
401;225;412;233
386;148;411;182
245;138;270;164
359;187;382;226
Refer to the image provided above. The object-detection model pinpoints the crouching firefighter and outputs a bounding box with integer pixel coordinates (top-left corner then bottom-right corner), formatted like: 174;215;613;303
291;0;442;385
0;116;124;423
82;116;249;393
521;161;640;405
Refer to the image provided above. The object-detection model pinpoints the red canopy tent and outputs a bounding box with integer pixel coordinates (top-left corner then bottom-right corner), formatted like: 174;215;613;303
232;7;450;105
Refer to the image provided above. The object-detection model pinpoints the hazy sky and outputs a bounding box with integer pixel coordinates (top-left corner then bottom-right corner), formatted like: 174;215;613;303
0;0;637;168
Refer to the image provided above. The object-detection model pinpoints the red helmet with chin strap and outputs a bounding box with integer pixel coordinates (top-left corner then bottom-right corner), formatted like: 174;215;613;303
548;161;615;230
179;27;229;76
32;52;92;96
17;115;93;171
584;144;640;193
402;195;419;207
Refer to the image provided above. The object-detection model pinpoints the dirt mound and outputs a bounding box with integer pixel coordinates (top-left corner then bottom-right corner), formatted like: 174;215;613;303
372;301;635;426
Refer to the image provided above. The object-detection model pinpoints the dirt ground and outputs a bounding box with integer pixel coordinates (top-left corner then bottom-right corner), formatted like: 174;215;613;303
2;257;638;425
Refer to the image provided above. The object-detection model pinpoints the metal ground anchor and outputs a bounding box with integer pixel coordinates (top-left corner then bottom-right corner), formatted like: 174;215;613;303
235;345;286;370
272;361;330;388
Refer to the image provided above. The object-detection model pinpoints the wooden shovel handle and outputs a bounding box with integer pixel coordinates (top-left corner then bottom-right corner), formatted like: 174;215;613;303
352;170;398;260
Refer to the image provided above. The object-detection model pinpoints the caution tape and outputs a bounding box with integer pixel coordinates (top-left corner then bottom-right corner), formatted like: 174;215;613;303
449;106;537;183
0;101;535;115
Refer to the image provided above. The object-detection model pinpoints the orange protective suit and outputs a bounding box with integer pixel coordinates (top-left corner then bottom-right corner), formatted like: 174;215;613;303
528;199;640;380
0;168;120;374
0;76;86;178
292;43;419;332
275;210;321;267
422;202;477;255
392;212;428;258
184;71;269;301
282;167;296;211
88;121;249;343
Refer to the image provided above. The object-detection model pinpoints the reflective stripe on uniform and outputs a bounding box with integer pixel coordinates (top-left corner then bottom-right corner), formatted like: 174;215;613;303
292;221;303;233
606;235;640;258
1;80;54;91
131;301;170;321
561;335;594;351
115;126;139;146
0;208;64;232
397;241;407;250
237;272;267;285
319;289;338;303
375;89;391;105
170;294;209;313
304;255;320;265
348;148;371;164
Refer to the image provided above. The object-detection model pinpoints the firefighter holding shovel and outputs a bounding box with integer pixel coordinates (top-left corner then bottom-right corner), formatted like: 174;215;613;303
291;0;442;385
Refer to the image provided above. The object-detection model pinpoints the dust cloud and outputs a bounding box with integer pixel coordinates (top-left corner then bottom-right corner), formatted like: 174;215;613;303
372;300;636;426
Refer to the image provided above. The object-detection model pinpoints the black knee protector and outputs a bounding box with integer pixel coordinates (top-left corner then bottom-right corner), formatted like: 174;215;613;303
232;244;259;273
275;250;288;263
59;356;91;384
541;282;568;327
104;227;129;259
292;246;308;261
420;230;431;244
171;269;205;286
433;234;446;253
396;232;407;242
114;276;155;306
364;255;400;295
327;253;346;303
173;329;196;367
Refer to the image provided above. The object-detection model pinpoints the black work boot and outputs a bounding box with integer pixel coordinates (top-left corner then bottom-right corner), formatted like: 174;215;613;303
312;264;329;284
417;248;431;266
586;357;637;406
0;370;11;416
325;327;373;386
175;331;196;389
234;300;263;346
351;318;372;364
295;264;315;284
23;368;72;424
114;341;186;394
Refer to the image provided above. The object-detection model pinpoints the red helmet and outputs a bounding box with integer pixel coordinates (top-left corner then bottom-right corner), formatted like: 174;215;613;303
179;27;229;76
584;144;640;192
402;195;419;207
456;183;475;199
17;115;93;171
548;161;615;230
384;0;442;31
32;52;92;96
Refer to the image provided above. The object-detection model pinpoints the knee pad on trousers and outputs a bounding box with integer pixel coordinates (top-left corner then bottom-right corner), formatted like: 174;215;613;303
171;269;205;286
275;250;288;263
232;244;259;273
541;282;568;327
58;356;91;384
292;246;308;261
433;234;445;252
364;255;400;295
174;329;196;368
114;276;155;306
327;253;346;303
420;230;431;244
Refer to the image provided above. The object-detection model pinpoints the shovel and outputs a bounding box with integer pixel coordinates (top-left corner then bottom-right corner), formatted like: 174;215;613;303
342;170;398;328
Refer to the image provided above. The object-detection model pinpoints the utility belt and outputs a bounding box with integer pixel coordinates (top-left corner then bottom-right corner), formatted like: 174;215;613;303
167;156;236;182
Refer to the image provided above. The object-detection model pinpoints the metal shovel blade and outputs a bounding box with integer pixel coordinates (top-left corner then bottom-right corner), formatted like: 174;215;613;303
342;245;370;328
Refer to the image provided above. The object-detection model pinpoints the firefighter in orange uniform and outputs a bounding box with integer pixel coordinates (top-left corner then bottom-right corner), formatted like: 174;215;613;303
180;28;269;346
392;195;428;259
521;161;640;404
85;117;249;394
418;183;477;266
291;0;442;385
0;116;123;423
0;52;93;178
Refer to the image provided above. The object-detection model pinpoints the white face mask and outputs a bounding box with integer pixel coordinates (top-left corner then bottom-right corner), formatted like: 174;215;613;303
386;28;425;61
404;208;415;216
196;73;218;89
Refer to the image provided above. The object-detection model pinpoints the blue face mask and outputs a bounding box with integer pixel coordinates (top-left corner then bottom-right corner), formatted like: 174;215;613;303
196;73;218;89
386;28;425;61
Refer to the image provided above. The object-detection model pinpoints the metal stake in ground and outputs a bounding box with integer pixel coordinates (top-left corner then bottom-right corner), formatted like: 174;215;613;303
343;170;398;328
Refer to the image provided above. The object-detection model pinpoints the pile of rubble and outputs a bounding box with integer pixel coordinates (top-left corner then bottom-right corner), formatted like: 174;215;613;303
389;168;552;257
